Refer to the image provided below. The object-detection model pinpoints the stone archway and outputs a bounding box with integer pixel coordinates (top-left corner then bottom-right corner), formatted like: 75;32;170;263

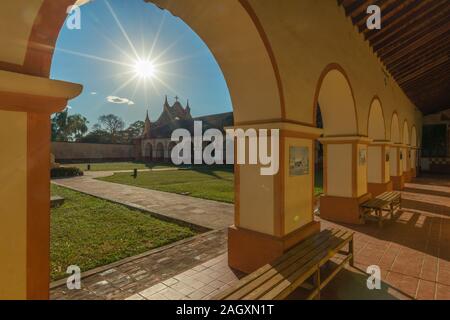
367;98;392;196
155;142;165;161
145;143;153;162
0;0;286;299
314;65;370;224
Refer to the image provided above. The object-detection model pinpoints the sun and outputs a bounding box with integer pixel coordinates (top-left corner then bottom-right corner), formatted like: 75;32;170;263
133;59;157;79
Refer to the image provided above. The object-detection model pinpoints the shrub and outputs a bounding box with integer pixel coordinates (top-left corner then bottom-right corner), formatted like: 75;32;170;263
51;167;84;178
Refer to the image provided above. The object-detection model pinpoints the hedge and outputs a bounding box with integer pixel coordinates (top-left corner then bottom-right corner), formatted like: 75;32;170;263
51;167;84;178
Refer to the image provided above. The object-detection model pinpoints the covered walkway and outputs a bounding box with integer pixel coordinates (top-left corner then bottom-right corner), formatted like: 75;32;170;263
51;175;449;300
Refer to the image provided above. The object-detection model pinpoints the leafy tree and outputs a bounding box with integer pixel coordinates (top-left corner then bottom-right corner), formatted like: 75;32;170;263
127;120;145;140
51;109;89;141
97;114;125;143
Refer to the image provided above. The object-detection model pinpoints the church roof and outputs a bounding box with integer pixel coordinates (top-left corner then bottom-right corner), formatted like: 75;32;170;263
140;96;233;139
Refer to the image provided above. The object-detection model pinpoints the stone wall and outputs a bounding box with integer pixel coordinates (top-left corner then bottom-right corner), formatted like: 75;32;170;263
51;142;135;163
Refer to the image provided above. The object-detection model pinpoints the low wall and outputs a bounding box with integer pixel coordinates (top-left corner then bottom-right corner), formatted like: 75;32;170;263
51;142;135;163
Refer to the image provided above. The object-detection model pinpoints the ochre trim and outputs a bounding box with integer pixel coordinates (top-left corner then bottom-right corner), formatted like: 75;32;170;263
312;63;359;133
234;163;240;227
368;181;393;197
0;91;68;114
238;0;286;119
235;118;315;128
26;113;51;300
273;136;285;236
228;221;320;273
320;193;371;225
352;143;357;197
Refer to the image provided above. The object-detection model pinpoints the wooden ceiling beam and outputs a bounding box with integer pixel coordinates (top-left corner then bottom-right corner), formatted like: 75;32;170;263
378;22;450;62
364;0;432;41
372;5;448;51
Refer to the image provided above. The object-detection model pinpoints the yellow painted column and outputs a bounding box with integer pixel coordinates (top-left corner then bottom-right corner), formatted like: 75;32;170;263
229;122;322;273
0;70;81;300
403;145;412;182
390;143;406;190
367;141;392;197
411;147;418;178
318;136;372;224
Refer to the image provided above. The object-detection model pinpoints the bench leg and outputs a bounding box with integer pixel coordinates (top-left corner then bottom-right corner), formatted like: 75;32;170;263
349;238;354;267
378;210;383;228
312;269;321;300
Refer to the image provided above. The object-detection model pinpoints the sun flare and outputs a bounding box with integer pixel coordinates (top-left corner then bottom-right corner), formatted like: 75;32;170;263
133;59;157;79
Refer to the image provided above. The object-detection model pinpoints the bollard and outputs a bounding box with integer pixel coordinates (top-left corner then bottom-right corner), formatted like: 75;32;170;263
87;164;91;171
133;168;138;179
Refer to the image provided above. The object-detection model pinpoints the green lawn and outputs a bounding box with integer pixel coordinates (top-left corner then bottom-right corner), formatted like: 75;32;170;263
99;166;235;203
50;184;197;281
99;165;323;203
315;168;324;195
61;162;180;172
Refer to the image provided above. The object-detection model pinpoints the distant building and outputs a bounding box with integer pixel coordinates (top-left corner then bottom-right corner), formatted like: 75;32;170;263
134;96;234;162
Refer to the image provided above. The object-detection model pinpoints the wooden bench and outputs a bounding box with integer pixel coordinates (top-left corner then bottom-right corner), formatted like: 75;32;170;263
214;229;354;300
361;191;401;227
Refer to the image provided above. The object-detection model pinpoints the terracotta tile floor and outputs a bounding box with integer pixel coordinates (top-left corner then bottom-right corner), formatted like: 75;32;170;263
129;175;449;300
52;175;449;300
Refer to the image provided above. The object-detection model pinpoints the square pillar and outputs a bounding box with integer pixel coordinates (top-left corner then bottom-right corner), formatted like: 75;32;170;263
0;70;81;299
390;144;406;190
229;122;323;273
403;145;412;182
367;141;392;197
318;136;372;224
411;147;418;178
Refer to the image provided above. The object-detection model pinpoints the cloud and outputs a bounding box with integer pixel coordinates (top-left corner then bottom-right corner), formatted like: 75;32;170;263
91;92;97;95
66;105;73;110
106;96;135;106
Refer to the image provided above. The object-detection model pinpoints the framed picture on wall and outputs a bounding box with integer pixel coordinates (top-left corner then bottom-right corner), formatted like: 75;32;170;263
359;149;367;166
289;146;309;176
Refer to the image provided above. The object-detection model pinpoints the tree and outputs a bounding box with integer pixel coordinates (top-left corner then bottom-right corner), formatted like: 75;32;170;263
51;109;89;141
127;120;145;140
97;114;125;143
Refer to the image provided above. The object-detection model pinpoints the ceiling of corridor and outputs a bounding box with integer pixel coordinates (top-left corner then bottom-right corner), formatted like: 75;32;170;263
339;0;450;115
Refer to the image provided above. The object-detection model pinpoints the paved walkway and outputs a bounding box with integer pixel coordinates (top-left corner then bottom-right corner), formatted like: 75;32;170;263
52;171;233;230
51;175;449;300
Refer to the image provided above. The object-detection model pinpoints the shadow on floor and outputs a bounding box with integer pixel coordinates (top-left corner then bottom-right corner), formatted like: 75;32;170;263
287;264;413;300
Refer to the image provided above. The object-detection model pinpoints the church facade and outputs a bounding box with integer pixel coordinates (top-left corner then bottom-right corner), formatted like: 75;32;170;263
134;96;233;162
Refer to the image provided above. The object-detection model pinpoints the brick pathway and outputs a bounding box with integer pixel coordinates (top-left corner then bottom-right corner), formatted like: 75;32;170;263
52;171;233;230
51;229;229;300
51;175;449;300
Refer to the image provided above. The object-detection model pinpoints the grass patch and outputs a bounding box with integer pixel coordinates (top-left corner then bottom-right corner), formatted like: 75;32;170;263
98;165;324;202
50;184;197;281
61;162;179;172
99;166;235;203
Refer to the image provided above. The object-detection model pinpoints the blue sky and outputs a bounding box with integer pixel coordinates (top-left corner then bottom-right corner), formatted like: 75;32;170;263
51;0;232;128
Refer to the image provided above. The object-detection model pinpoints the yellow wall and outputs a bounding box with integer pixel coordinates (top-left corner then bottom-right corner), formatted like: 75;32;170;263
327;144;352;197
239;163;274;235
368;146;381;184
0;110;27;299
247;0;422;134
0;0;43;65
284;137;313;234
